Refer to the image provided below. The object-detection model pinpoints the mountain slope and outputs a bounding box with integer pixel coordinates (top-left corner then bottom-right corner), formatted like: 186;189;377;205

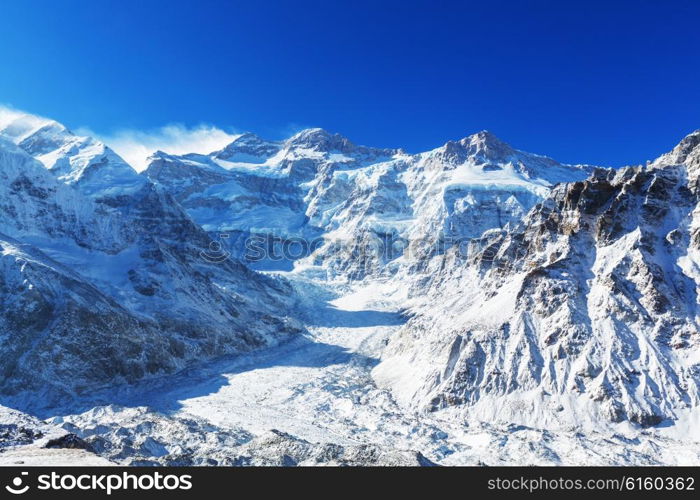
0;112;303;399
374;131;700;429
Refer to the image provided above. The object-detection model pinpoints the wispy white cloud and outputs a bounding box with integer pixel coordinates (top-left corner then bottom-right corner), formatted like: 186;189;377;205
0;104;22;127
82;124;240;172
0;104;51;132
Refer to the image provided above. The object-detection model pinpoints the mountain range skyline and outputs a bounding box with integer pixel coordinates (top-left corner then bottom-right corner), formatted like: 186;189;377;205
2;105;697;175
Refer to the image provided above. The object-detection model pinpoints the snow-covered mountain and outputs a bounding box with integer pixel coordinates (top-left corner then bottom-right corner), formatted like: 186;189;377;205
1;108;699;466
374;131;700;431
0;112;302;401
144;128;593;278
0;112;145;200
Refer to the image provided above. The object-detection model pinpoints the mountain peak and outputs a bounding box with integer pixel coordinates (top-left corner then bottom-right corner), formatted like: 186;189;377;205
148;150;171;160
286;128;354;151
0;110;68;146
459;130;513;155
469;129;502;142
433;130;515;166
653;129;700;169
228;132;265;145
290;127;330;139
214;132;281;162
674;129;700;157
0;110;145;199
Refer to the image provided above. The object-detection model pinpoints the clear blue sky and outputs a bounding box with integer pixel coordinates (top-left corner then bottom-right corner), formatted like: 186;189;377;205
1;0;699;166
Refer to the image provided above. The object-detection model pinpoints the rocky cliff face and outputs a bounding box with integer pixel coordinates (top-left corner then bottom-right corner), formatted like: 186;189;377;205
374;131;700;429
